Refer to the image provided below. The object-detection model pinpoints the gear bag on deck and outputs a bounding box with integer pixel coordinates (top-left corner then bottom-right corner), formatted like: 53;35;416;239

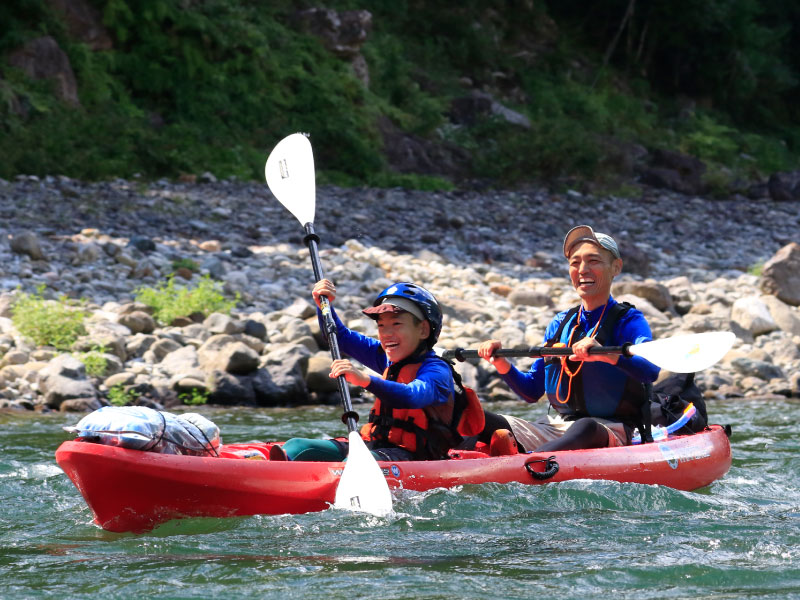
64;406;221;456
649;372;708;435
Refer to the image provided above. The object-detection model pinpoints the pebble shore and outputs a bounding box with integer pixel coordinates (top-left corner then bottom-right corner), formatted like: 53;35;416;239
0;175;798;414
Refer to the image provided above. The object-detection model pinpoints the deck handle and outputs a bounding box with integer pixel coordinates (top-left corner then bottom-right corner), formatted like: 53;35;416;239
525;456;559;480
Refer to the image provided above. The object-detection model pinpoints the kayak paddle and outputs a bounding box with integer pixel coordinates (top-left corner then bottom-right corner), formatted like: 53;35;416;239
265;133;393;517
440;331;736;373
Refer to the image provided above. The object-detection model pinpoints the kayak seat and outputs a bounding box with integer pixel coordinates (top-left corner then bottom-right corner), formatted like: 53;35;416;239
489;429;519;457
218;443;271;460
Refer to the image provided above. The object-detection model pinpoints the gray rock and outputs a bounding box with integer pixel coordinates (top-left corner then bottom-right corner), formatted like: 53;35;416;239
305;352;336;393
143;338;182;362
206;370;256;406
730;357;784;381
59;396;104;412
39;354;86;380
760;242;800;306
10;230;46;260
118;310;156;334
104;372;136;388
42;375;97;408
204;312;244;335
730;296;778;336
761;295;800;337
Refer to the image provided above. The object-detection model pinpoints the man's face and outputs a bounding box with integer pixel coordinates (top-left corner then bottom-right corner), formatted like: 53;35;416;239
375;311;430;362
568;241;622;309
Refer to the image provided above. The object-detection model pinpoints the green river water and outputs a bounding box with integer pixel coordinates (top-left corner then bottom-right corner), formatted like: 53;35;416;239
1;398;798;600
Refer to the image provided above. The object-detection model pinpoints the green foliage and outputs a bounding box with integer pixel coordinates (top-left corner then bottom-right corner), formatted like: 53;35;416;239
179;388;208;406
747;260;765;277
171;258;200;273
77;346;108;378
11;286;87;350
676;112;797;179
135;276;238;325
1;0;798;187
108;385;139;407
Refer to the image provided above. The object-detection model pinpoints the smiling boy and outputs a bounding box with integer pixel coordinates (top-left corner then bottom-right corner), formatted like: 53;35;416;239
274;280;464;462
477;225;660;452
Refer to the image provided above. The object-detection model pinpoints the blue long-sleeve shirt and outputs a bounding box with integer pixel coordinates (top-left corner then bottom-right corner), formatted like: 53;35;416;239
317;307;453;410
501;297;660;417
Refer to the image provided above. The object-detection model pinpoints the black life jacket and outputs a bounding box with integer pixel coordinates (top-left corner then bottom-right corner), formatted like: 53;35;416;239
545;302;653;440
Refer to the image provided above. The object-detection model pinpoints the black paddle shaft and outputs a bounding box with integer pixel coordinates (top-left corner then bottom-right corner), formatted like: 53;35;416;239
303;223;359;432
441;343;633;362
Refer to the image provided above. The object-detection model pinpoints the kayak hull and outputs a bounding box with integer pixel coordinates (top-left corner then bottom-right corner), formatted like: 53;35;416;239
55;425;731;533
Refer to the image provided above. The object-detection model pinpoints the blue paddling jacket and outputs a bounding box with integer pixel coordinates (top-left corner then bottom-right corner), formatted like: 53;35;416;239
501;297;660;421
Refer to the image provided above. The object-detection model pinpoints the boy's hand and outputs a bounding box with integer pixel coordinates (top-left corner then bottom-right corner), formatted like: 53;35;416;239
312;279;336;309
477;339;511;374
329;359;370;388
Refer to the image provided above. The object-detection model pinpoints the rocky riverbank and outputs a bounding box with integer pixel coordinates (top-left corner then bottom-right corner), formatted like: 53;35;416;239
0;174;799;414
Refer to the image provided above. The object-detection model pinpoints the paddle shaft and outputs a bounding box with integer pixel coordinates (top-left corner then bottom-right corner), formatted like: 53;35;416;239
303;223;359;432
442;344;632;362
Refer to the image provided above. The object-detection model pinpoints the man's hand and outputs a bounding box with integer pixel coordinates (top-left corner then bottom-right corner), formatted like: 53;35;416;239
569;337;620;364
477;339;512;374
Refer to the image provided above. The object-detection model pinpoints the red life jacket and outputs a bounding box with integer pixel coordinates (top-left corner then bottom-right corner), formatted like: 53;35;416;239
359;358;483;460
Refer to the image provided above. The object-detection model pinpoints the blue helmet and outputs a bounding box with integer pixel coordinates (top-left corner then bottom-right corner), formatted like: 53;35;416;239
367;282;443;345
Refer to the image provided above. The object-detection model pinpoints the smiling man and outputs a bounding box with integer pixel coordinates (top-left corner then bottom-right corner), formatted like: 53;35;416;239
476;225;660;453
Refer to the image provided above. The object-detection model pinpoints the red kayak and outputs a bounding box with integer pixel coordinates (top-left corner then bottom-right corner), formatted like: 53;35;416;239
56;425;731;533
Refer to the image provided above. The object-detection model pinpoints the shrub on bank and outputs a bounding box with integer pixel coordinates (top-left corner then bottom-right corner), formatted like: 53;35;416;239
11;286;88;350
135;276;239;325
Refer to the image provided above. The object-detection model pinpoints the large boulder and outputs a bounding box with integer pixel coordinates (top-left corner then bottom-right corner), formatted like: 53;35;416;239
767;170;800;202
292;8;372;86
198;334;259;374
613;280;675;314
38;354;98;409
48;0;112;51
760;242;800;306
7;36;79;106
9;230;46;260
760;295;800;336
730;296;778;336
638;149;706;196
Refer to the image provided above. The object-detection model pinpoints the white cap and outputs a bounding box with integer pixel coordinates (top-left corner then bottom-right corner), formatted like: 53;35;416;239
563;225;621;259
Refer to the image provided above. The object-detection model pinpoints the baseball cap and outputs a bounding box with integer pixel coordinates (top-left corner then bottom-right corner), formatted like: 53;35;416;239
563;225;621;259
362;296;425;321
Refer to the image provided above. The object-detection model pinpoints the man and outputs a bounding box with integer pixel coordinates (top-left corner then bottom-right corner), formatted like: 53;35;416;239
478;225;660;452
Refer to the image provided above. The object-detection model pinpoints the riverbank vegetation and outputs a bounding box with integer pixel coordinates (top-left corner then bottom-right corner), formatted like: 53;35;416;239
1;0;798;188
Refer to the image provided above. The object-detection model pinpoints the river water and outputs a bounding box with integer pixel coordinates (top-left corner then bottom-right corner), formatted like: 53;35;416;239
1;398;798;600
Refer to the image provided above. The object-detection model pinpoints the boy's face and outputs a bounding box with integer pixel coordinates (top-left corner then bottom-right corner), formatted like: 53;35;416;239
375;311;430;363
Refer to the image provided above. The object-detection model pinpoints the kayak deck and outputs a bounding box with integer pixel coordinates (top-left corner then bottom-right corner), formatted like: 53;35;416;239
55;425;731;533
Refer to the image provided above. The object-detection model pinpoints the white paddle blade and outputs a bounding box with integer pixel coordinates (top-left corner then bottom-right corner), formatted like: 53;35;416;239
629;331;736;373
333;431;393;517
265;133;316;226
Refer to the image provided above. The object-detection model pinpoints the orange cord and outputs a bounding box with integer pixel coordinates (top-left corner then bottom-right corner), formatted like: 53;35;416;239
554;302;608;404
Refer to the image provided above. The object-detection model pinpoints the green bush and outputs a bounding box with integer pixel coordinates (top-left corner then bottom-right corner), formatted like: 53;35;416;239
77;346;108;378
1;0;798;187
179;388;208;406
108;385;139;407
11;286;87;350
135;275;238;325
171;258;200;273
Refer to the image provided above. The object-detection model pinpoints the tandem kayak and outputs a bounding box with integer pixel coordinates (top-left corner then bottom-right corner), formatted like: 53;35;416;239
56;425;731;533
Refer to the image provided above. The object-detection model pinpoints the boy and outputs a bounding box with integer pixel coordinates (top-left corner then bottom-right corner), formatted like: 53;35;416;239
274;280;463;461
